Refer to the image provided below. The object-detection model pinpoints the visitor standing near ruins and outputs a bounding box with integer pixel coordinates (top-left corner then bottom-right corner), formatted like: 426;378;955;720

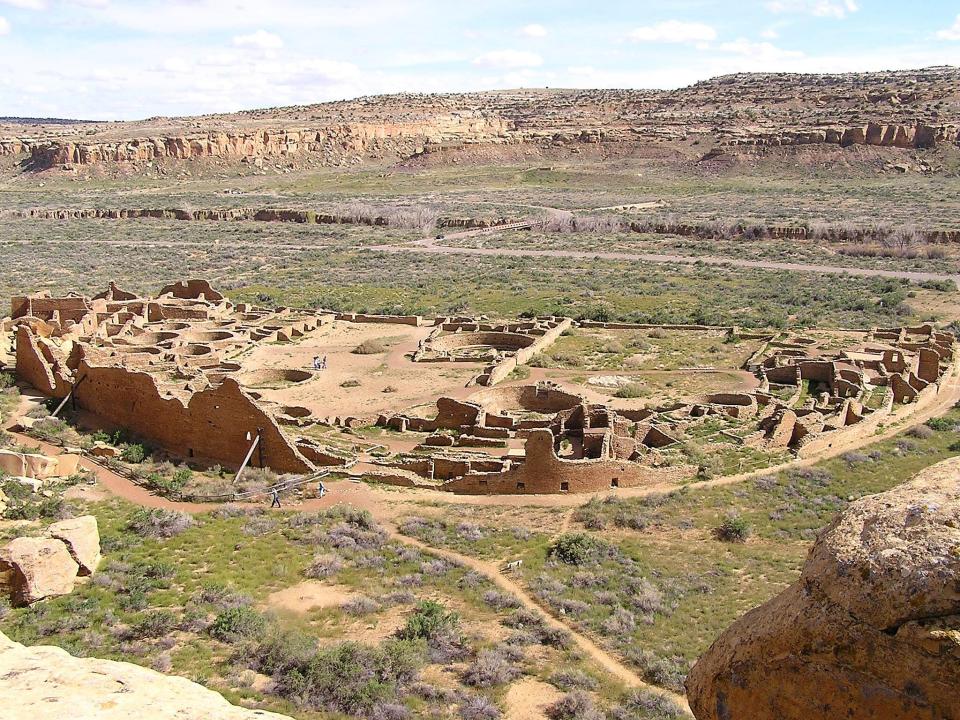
317;480;327;498
312;356;321;370
269;487;281;508
321;355;327;370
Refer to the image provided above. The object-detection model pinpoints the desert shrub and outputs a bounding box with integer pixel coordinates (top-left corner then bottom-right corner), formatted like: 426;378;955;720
906;424;935;439
549;669;599;691
343;595;381;615
926;417;956;432
127;609;178;639
459;694;502;719
895;438;919;454
128;508;194;538
306;553;344;578
209;606;267;643
614;383;644;399
609;689;686;720
121;443;147;463
840;451;870;465
482;590;521;611
547;533;611;566
270;639;423;714
370;703;411;720
627;649;688;692
354;338;388;355
398;600;459;642
712;515;750;543
341;379;362;388
601;606;637;635
462;646;522;687
247;627;318;676
546;690;604;720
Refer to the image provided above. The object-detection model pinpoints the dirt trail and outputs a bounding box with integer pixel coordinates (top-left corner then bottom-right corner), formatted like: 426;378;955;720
386;529;691;712
373;238;960;284
7;232;956;283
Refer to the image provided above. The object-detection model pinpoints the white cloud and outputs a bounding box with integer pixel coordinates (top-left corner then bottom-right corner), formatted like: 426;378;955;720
719;38;804;62
0;15;8;34
232;29;283;50
765;1;859;19
760;27;780;39
937;15;960;41
0;0;45;9
473;49;543;69
520;23;547;38
627;20;716;45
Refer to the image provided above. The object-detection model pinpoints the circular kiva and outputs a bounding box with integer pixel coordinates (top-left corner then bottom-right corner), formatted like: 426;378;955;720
468;384;582;415
236;367;314;388
428;331;536;353
123;331;179;346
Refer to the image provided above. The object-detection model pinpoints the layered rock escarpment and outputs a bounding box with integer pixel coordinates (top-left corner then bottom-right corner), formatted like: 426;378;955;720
4;66;960;170
0;631;292;719
686;457;960;720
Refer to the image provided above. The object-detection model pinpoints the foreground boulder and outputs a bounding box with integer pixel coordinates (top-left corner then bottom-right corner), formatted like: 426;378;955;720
687;457;960;720
0;536;79;606
0;515;102;605
0;631;291;719
47;515;101;576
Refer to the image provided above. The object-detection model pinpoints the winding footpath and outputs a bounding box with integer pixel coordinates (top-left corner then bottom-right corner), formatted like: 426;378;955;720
8;366;960;715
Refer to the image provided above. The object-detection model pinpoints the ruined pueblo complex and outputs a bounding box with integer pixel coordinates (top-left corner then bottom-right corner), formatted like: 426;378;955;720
3;11;960;716
8;279;956;498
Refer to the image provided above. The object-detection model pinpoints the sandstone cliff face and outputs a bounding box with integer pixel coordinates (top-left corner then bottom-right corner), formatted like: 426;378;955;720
686;457;960;720
0;631;292;720
4;67;960;170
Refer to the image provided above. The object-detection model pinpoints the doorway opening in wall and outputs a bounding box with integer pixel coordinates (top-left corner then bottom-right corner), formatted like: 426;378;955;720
611;478;619;488
517;482;525;490
560;481;569;492
188;448;194;457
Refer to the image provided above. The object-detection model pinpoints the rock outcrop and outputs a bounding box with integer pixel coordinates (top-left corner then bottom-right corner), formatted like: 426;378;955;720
47;516;101;576
0;536;79;606
0;515;102;605
4;66;960;171
686;457;960;720
0;631;292;719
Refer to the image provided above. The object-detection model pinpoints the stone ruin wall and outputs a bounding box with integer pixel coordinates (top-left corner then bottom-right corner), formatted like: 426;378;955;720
71;362;312;474
443;429;690;495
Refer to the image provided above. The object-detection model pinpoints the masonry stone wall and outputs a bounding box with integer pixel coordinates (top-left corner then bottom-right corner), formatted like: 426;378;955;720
73;363;312;473
443;429;691;494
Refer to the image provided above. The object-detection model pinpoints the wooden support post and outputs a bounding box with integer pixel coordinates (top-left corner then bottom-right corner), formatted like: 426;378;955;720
234;432;261;484
257;427;264;468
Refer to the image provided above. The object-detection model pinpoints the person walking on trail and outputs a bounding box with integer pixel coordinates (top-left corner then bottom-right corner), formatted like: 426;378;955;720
312;356;321;370
321;355;327;370
318;480;327;498
269;487;281;508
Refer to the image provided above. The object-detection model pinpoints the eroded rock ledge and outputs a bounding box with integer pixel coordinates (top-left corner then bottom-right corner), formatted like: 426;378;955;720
686;457;960;720
0;631;291;720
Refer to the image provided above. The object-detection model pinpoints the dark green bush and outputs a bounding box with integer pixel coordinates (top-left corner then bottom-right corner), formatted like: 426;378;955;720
547;533;611;566
712;515;751;543
209;606;267;643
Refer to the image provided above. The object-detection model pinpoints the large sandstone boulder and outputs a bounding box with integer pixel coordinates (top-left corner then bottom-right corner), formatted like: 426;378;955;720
47;516;101;576
0;536;79;606
687;457;960;720
0;631;292;719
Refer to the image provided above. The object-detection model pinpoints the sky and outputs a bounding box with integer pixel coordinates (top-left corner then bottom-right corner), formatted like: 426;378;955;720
2;1;960;120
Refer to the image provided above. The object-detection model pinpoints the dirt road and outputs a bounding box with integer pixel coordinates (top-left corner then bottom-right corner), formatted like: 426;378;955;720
372;238;960;284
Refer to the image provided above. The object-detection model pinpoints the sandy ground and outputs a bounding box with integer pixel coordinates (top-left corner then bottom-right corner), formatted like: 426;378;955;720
264;580;357;614
242;321;479;418
504;677;564;720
